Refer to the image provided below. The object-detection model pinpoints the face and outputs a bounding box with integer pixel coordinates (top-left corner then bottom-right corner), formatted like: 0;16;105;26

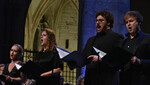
10;45;20;61
41;31;49;47
96;15;110;33
125;17;139;35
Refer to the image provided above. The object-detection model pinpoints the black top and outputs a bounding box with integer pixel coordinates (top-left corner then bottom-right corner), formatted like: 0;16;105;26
33;47;63;85
120;30;150;85
123;34;139;54
83;29;124;85
2;62;23;85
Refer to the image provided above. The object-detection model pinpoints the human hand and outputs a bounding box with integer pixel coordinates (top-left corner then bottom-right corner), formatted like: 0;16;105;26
5;75;11;80
40;72;51;77
131;56;141;64
5;75;13;82
87;55;102;63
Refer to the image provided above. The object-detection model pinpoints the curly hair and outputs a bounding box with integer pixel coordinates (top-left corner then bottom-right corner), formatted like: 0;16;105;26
41;28;57;51
96;11;114;28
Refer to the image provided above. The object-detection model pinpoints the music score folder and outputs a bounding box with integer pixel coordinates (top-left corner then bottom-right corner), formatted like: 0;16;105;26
62;51;87;70
62;47;133;70
102;47;133;70
56;46;87;70
19;60;46;78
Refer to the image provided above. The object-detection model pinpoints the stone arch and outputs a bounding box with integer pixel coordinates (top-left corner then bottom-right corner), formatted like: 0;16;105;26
53;1;79;51
24;0;55;50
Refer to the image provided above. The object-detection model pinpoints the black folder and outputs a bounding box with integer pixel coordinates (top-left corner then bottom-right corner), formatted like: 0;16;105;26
63;47;133;70
62;51;87;70
19;60;46;79
102;47;133;71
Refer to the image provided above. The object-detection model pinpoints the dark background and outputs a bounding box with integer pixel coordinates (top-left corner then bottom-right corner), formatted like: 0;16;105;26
131;0;150;34
0;0;31;63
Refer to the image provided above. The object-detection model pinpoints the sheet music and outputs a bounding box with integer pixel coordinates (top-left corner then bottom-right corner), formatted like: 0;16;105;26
14;62;22;70
93;46;107;58
56;46;70;59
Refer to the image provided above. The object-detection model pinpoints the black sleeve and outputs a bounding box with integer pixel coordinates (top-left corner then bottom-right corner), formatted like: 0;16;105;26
2;64;8;75
53;48;63;70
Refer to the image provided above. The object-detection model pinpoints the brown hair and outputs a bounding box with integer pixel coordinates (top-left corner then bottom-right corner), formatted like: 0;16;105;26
123;11;143;26
96;11;114;28
41;28;57;51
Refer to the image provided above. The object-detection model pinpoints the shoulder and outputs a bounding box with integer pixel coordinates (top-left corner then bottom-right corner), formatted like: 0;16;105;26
17;61;24;65
144;33;150;37
85;36;96;45
52;47;60;57
107;30;124;39
53;47;59;53
141;32;150;40
4;63;9;68
87;36;96;41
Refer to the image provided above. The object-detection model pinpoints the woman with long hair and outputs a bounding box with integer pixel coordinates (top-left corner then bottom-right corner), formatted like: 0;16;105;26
33;28;63;85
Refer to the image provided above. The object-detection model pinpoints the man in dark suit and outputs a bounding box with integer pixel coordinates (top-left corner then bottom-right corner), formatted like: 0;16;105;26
120;11;150;85
83;11;124;85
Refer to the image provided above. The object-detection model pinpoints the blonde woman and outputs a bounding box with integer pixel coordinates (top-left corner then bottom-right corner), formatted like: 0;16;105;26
2;44;24;85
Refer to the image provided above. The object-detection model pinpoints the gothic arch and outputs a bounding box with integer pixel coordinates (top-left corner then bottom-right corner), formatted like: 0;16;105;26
24;0;55;50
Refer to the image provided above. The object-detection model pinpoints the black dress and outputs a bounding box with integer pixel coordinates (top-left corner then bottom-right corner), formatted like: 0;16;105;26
2;62;23;85
33;47;63;85
83;29;124;85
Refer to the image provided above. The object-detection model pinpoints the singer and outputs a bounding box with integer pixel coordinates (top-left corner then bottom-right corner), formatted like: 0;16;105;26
82;11;124;85
120;11;150;85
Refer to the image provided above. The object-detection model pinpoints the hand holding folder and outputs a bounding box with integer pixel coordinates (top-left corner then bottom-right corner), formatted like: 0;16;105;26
101;47;133;71
93;46;107;58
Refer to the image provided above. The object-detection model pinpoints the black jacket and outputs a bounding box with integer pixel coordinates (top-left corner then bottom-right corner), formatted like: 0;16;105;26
83;29;124;85
120;31;150;85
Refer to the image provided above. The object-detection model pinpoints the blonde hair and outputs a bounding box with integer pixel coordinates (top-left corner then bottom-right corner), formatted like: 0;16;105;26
41;28;57;51
123;11;143;27
13;44;24;57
